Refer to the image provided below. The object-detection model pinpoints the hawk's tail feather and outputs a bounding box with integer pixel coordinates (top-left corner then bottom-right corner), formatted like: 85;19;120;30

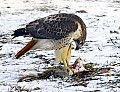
15;39;37;59
12;28;29;38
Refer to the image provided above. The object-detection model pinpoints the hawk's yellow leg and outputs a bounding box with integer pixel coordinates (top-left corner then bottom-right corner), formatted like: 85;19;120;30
55;44;72;72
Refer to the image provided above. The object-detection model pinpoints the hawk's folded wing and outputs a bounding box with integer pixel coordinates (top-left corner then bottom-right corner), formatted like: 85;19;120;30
26;13;79;40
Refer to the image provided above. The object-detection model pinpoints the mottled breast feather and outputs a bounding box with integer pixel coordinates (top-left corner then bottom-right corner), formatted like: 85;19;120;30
26;13;85;40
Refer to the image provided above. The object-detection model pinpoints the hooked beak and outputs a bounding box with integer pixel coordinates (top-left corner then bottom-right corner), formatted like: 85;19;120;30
74;37;85;50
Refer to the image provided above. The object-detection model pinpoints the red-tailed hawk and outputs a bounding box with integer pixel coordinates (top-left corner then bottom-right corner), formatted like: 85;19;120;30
12;13;86;73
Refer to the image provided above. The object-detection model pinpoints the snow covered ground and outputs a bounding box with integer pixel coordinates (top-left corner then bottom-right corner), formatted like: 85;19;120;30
0;0;120;91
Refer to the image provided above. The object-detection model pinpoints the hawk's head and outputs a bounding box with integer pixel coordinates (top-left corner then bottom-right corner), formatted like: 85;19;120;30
74;21;86;50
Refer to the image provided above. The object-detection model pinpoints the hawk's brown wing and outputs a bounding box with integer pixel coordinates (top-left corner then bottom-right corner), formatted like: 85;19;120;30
26;13;79;40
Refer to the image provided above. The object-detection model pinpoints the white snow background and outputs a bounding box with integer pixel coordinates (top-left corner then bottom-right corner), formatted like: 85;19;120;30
0;0;120;91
